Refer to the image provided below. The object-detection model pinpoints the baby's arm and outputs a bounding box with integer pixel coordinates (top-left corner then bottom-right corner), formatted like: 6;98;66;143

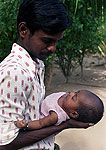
14;111;58;130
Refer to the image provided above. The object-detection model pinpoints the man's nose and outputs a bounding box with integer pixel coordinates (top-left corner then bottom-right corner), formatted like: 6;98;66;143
47;44;57;52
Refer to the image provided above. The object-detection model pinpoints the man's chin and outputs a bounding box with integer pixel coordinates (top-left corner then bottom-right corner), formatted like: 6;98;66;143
39;52;53;60
38;55;48;61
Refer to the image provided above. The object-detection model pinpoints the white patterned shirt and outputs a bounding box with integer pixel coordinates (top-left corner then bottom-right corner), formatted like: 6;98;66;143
0;43;54;150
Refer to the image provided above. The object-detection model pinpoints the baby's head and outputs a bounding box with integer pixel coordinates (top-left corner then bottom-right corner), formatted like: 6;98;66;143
63;90;104;124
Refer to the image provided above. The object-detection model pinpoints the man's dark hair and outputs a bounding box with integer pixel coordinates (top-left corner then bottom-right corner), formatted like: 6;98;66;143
75;91;104;124
17;0;70;35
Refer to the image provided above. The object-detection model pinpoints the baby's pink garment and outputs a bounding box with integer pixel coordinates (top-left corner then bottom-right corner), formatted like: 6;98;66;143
41;92;70;125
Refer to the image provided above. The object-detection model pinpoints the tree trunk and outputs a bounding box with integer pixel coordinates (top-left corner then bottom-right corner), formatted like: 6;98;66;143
44;57;54;90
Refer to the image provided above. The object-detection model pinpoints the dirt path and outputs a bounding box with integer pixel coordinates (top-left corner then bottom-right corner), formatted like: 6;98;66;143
46;56;106;150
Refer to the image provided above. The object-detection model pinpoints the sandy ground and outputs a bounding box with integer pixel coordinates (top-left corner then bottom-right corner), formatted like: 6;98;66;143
46;56;106;150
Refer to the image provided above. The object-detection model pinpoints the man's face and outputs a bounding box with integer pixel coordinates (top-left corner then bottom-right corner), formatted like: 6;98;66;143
21;29;64;61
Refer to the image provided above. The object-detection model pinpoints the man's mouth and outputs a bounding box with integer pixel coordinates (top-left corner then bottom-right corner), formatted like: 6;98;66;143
40;51;53;58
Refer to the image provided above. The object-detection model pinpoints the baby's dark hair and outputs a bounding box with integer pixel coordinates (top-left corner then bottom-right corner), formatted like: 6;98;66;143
17;0;70;35
75;90;104;124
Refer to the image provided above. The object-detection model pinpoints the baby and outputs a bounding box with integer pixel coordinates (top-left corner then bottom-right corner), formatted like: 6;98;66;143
14;90;104;130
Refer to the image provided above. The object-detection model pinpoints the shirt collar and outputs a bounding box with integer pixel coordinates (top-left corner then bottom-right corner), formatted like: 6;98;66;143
11;43;45;77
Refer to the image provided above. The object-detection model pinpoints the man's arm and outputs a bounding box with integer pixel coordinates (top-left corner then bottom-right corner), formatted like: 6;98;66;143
0;119;93;150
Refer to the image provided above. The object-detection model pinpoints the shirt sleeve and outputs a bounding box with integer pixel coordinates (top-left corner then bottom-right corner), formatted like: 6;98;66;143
0;65;32;122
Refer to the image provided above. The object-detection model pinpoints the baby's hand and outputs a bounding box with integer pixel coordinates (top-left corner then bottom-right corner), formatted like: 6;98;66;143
14;120;27;128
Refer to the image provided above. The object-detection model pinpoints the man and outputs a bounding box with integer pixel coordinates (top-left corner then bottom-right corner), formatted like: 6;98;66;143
0;0;93;149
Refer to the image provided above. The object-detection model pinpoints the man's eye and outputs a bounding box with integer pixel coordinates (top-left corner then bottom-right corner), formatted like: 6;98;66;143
41;38;53;44
43;39;50;43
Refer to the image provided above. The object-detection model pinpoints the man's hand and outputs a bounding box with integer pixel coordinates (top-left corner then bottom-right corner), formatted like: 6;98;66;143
60;119;94;130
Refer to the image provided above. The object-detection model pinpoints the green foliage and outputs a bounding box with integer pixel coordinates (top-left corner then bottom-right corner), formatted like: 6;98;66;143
56;0;105;81
44;54;56;68
0;51;9;62
0;0;21;51
56;29;79;83
98;41;106;56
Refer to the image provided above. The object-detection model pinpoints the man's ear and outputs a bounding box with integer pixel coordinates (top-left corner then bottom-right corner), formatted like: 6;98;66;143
69;111;79;119
18;22;28;38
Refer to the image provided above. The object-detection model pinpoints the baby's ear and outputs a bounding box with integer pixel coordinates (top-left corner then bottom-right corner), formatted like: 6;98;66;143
69;111;79;119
